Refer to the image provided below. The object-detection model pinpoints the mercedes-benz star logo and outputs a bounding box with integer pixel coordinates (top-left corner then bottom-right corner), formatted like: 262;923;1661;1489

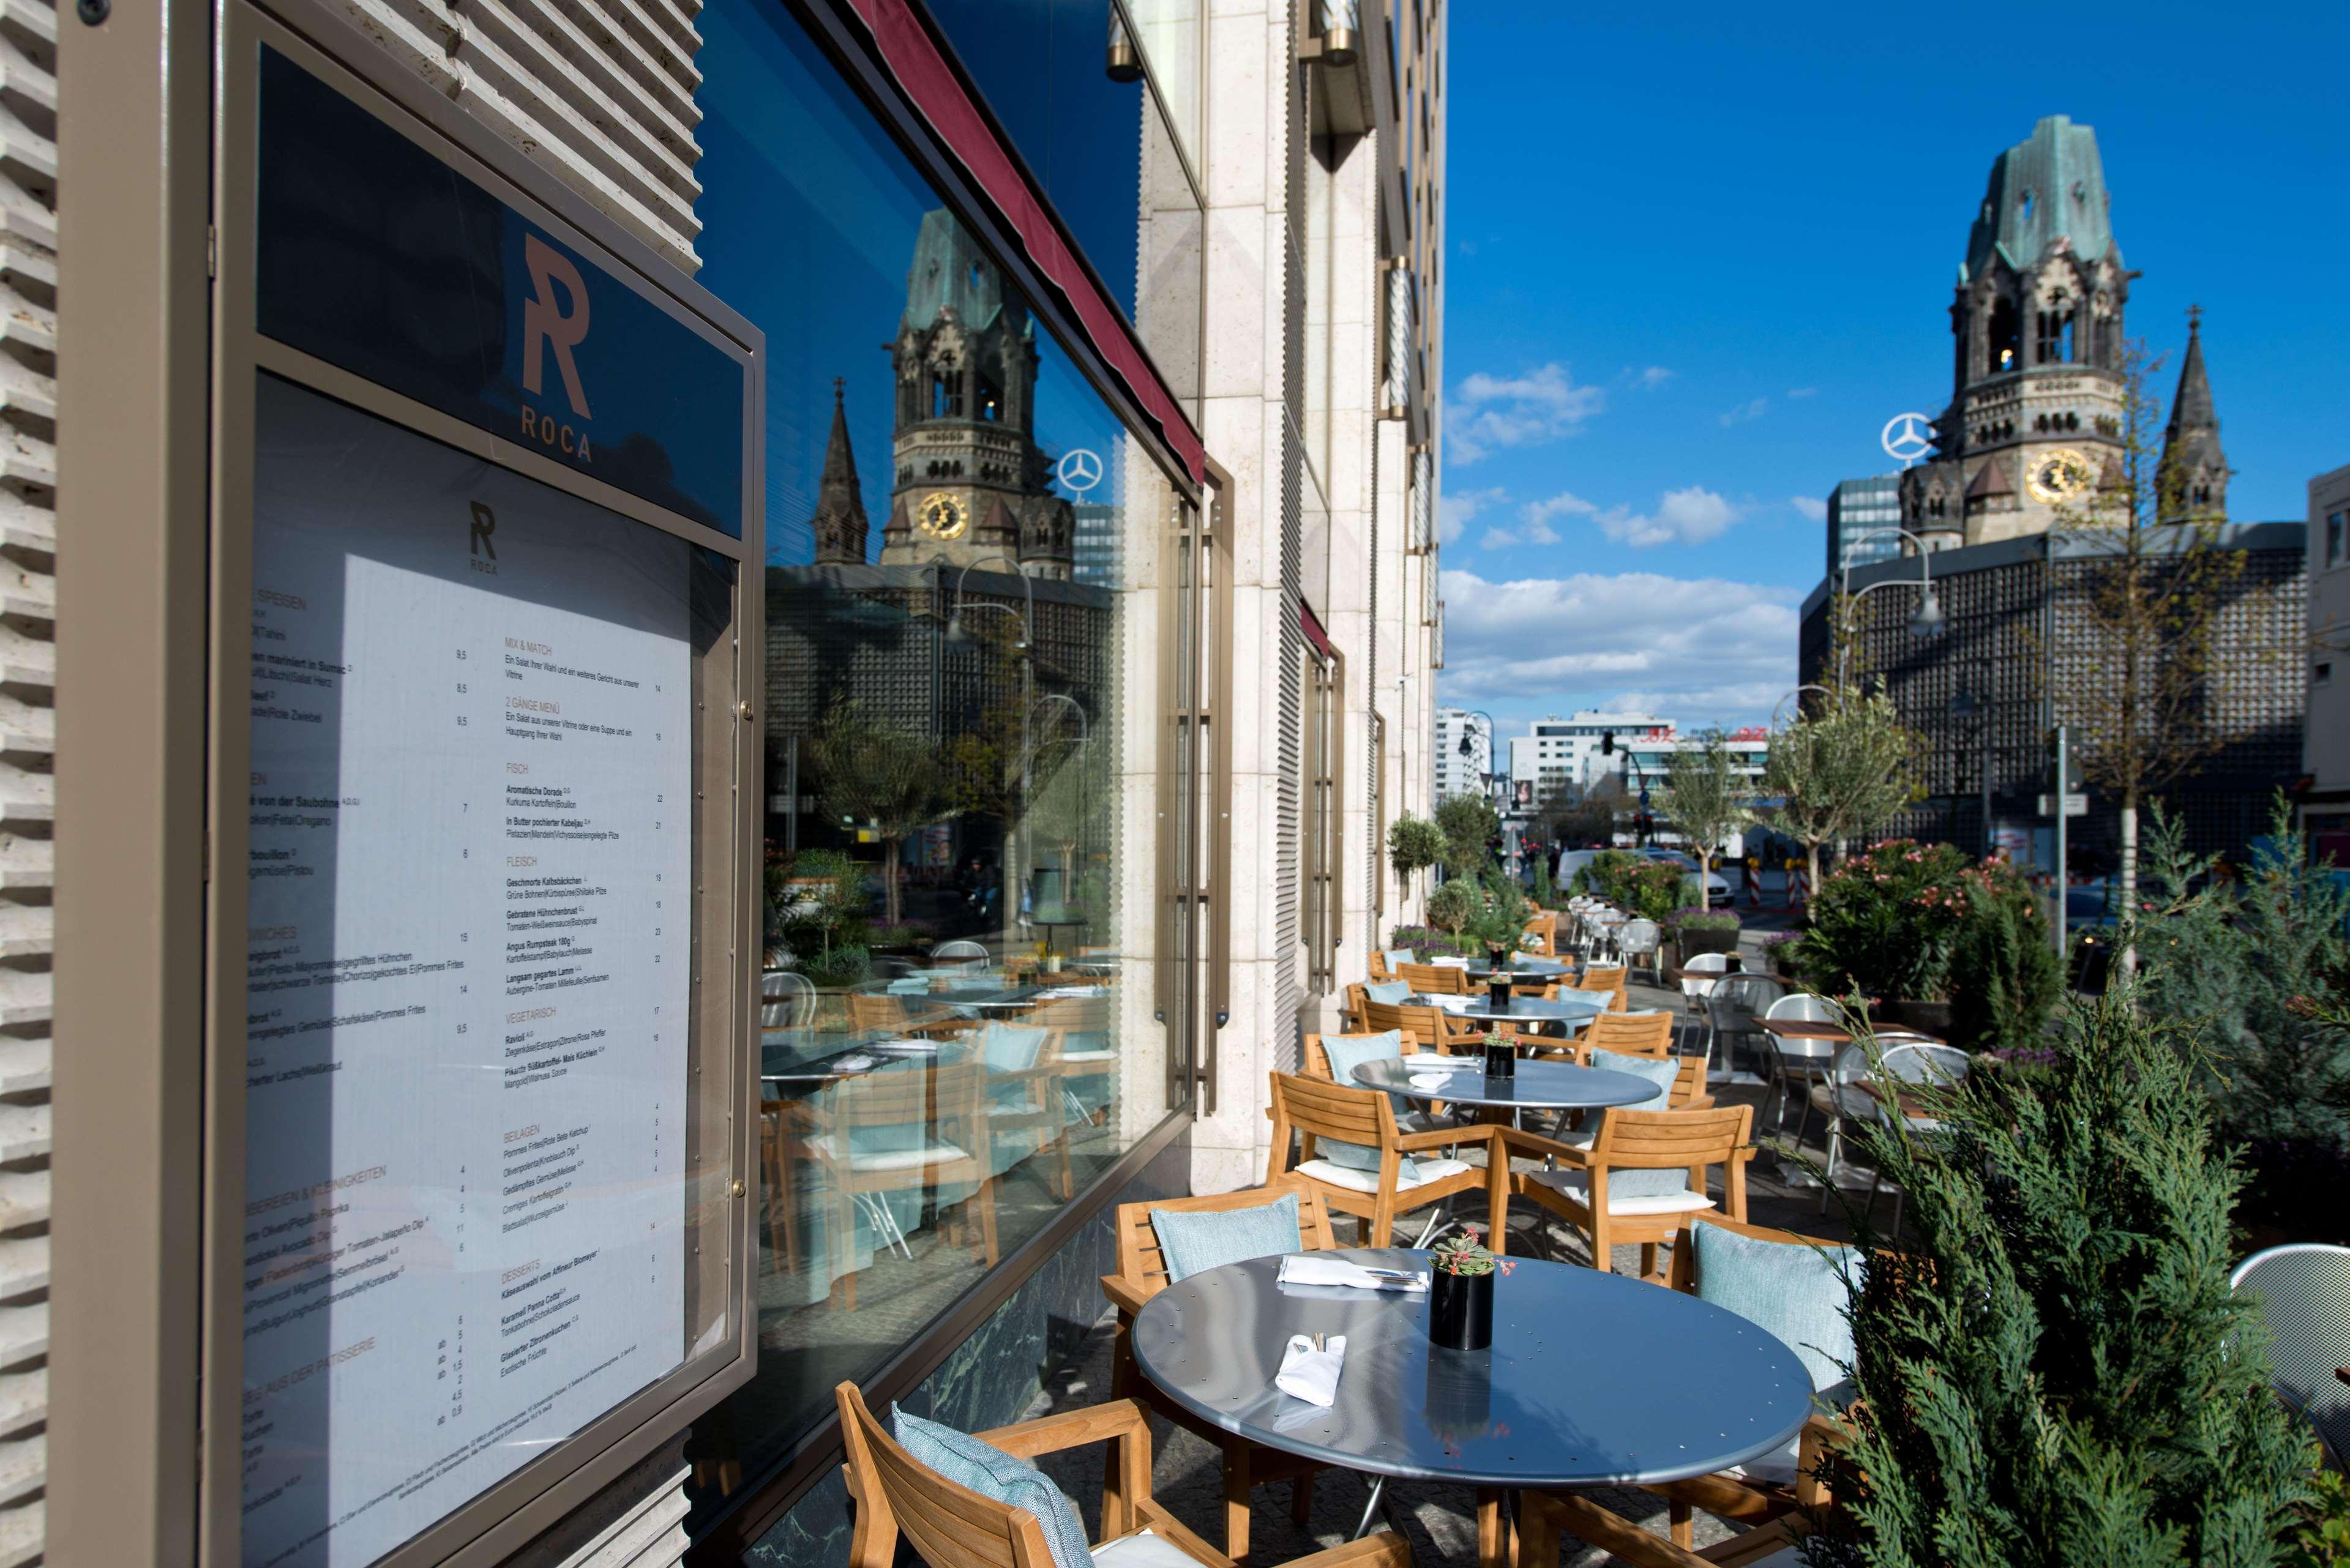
1881;413;1939;466
1057;447;1104;493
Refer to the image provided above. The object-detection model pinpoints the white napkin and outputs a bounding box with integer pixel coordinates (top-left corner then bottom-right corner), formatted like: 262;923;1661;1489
1432;996;1474;1014
1409;1072;1450;1090
1429;955;1471;969
1274;1334;1347;1406
1035;985;1107;999
1277;1255;1429;1292
1401;1052;1453;1067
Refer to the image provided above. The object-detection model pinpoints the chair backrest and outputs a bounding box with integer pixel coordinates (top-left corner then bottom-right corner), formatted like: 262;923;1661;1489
1268;1070;1399;1178
1669;1051;1709;1108
1342;983;1369;1032
1303;1031;1404;1081
1581;964;1627;1007
1876;1042;1970;1086
763;969;818;1027
1710;974;1786;1023
1765;993;1837;1023
1368;949;1392;979
846;990;913;1032
1582;1010;1674;1057
1682;952;1732;977
930;939;990;973
2229;1243;2350;1466
1666;1213;1839;1294
836;1381;1057;1568
1109;1175;1339;1306
762;968;792;999
1619;919;1661;954
826;1060;984;1133
1588;1102;1753;1181
1399;961;1468;995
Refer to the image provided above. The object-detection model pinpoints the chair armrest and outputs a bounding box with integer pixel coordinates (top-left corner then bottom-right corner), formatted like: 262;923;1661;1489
1283;1528;1412;1568
1127;1500;1233;1566
1100;1274;1153;1318
1523;1491;1707;1568
973;1397;1151;1460
1495;1126;1591;1167
1394;1125;1486;1153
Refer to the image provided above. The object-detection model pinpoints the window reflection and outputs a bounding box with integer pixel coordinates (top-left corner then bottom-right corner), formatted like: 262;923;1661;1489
686;0;1181;1508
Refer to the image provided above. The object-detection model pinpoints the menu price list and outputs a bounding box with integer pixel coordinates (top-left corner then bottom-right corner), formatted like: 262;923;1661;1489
239;377;695;1568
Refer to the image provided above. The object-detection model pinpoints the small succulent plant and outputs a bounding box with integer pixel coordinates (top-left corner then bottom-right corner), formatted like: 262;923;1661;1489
1430;1225;1514;1277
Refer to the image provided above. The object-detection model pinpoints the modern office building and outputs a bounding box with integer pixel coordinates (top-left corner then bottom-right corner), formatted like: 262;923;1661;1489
50;4;1448;1567
1434;706;1492;801
1826;474;1904;574
1508;711;1673;800
2300;461;2350;860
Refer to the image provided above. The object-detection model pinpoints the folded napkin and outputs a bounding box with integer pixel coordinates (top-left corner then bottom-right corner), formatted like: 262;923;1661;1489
1401;1051;1453;1066
1274;1334;1347;1407
1431;996;1473;1014
1429;955;1471;969
1277;1254;1429;1292
1409;1072;1451;1091
1034;985;1106;1000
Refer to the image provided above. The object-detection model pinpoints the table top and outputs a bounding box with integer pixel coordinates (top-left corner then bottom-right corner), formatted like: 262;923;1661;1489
1757;1017;1942;1046
1130;1247;1812;1489
1462;958;1572;979
1353;1056;1658;1112
1412;994;1607;1026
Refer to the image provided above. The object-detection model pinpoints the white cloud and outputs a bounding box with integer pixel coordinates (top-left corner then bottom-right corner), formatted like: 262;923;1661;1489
1447;364;1606;463
1435;567;1800;731
1718;397;1770;427
1592;486;1740;549
1786;386;1819;399
1523;490;1598;526
1633;366;1674;390
1439;485;1508;545
1790;495;1827;523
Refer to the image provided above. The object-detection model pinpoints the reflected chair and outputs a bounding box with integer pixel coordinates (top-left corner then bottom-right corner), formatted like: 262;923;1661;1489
1505;1104;1754;1281
835;1380;1412;1568
1033;993;1117;1128
1398;960;1468;996
762;969;818;1029
976;1021;1072;1202
808;1060;998;1310
1099;1177;1345;1558
758;1092;806;1275
930;938;990;973
1267;1070;1507;1250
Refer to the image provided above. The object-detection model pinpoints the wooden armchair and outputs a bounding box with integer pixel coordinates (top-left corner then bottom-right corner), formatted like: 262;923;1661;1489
1361;996;1481;1054
1099;1178;1342;1558
1398;960;1469;995
1579;964;1629;1012
1581;1010;1675;1057
809;1061;998;1310
1503;1103;1753;1282
1341;982;1369;1032
837;1381;1413;1568
1269;1070;1508;1250
1304;1032;1461;1129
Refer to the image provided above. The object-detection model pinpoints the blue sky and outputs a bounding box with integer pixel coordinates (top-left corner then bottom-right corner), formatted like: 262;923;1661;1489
1434;1;2350;737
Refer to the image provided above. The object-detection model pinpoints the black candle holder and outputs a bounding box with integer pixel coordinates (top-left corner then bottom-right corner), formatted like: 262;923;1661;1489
1429;1267;1495;1350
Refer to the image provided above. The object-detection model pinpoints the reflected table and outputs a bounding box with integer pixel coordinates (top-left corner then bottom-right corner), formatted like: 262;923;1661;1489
1130;1247;1812;1568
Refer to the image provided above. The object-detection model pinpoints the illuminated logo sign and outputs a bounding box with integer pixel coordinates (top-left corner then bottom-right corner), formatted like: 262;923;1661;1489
253;47;744;537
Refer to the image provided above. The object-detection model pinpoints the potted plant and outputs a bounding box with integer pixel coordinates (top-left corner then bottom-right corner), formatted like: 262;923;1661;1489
1427;1226;1511;1350
1759;928;1801;979
1670;906;1741;959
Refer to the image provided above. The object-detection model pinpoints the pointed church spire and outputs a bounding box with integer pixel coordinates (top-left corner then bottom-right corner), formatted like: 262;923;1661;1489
811;378;870;564
2160;306;2228;522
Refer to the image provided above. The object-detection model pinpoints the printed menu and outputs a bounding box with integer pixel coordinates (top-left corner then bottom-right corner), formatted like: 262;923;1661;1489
240;376;695;1568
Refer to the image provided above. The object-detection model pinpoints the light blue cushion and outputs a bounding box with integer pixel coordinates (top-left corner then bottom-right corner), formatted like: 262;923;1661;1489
1149;1192;1303;1282
1382;948;1415;971
1364;979;1412;1004
1585;1047;1687;1200
1561;988;1616;1010
981;1021;1049;1073
1693;1223;1858;1392
1314;1031;1417;1181
890;1406;1093;1568
886;977;931;995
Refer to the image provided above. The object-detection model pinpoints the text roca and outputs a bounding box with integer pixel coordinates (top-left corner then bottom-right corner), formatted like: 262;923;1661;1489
518;405;593;461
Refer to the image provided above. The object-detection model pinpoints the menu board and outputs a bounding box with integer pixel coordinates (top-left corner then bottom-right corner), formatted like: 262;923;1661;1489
240;376;697;1568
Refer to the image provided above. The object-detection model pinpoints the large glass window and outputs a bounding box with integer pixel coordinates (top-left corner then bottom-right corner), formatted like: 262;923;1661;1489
684;0;1189;1511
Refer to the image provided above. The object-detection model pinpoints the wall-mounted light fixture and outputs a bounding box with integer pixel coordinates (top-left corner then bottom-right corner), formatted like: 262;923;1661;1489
1106;9;1143;83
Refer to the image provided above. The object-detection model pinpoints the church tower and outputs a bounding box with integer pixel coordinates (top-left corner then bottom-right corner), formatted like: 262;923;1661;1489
1901;116;2133;547
810;378;870;564
879;209;1074;580
2159;306;2228;521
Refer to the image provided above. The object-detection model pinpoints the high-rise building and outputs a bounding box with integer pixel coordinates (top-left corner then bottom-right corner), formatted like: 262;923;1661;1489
1827;474;1904;575
1434;707;1491;801
1508;711;1672;800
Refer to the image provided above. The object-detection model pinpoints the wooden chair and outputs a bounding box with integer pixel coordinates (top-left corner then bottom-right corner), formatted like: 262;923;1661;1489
809;1061;999;1310
1398;960;1469;995
1580;964;1629;1011
1582;1010;1675;1058
1522;911;1559;955
836;1380;1411;1568
1360;996;1480;1054
1099;1178;1343;1558
1268;1070;1508;1250
1368;948;1394;979
1341;982;1369;1033
1503;1104;1753;1282
1518;1499;1818;1568
758;1094;805;1275
1304;1033;1462;1129
987;1026;1074;1202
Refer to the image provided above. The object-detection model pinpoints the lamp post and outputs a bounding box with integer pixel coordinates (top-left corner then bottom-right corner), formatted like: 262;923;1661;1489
941;553;1035;947
1770;684;1835;729
1835;526;1947;690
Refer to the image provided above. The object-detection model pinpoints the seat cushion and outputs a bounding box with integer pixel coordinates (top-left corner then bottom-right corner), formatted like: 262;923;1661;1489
1149;1193;1303;1283
1297;1155;1470;1194
1093;1529;1204;1568
982;1021;1050;1073
1380;948;1415;971
1315;1031;1418;1181
1525;1167;1715;1217
891;1406;1094;1568
1693;1221;1859;1394
1363;979;1412;1004
806;1134;971;1171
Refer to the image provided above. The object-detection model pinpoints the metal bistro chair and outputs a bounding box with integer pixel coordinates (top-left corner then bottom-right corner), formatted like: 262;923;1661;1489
1863;1041;1970;1233
762;969;818;1028
1760;993;1837;1147
1618;918;1665;986
1705;973;1786;1085
930;938;990;974
2230;1243;2350;1470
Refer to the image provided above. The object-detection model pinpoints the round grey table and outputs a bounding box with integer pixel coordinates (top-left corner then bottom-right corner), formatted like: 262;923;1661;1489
1352;1055;1655;1115
1130;1247;1812;1568
1410;993;1605;1035
1462;958;1571;981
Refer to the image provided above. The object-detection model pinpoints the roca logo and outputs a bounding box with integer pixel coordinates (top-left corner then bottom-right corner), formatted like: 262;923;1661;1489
519;234;594;463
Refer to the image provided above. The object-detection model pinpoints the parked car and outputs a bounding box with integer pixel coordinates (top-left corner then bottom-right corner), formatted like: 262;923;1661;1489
1636;848;1733;908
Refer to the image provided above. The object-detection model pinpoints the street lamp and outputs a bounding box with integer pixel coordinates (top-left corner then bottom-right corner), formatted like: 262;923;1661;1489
1835;526;1947;690
1771;684;1835;729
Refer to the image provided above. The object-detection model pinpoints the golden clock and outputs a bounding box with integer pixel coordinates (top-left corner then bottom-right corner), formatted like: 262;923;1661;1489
2026;448;2093;504
918;493;968;540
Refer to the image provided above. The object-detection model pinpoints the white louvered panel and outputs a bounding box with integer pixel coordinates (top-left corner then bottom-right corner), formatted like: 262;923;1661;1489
1431;599;1443;670
459;0;702;218
539;0;702;130
1382;263;1412;413
326;0;462;92
481;0;702;169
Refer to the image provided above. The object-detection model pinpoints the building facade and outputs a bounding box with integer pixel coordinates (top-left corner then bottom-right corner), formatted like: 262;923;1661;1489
1508;711;1671;799
50;4;1445;1568
1827;474;1903;574
2301;461;2350;859
1434;706;1491;801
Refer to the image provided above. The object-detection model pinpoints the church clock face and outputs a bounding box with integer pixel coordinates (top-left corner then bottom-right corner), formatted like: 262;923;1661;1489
2027;448;2093;504
918;493;968;540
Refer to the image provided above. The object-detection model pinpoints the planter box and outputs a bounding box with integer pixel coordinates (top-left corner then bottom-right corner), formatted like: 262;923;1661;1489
1674;925;1740;958
1885;998;1955;1037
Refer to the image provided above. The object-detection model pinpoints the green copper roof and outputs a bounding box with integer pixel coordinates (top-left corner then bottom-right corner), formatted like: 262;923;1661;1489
904;208;1008;332
1962;116;2120;280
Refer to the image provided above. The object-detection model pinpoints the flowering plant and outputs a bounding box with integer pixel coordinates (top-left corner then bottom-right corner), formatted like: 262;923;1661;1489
1430;1225;1515;1277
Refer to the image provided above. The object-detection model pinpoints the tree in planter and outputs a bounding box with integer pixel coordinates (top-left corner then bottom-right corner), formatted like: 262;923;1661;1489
1434;793;1502;880
1761;687;1920;896
1815;997;2317;1567
777;846;869;984
1423;877;1478;941
1388;815;1445;905
811;698;953;927
1655;729;1752;888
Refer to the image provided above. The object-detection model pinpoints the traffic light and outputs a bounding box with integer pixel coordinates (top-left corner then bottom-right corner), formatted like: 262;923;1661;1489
1600;730;1615;756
